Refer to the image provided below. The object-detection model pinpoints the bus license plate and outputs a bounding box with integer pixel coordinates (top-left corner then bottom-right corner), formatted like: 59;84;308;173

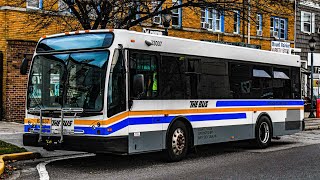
51;119;74;134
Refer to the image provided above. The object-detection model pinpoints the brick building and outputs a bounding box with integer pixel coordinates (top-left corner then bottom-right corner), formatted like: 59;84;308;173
0;0;75;122
295;0;320;99
0;0;295;122
133;0;295;51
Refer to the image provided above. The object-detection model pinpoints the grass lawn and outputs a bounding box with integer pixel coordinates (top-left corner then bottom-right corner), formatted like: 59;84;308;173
0;140;26;155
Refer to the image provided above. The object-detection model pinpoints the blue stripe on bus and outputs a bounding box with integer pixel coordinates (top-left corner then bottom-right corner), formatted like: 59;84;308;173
24;125;51;133
216;100;304;107
90;112;246;135
187;113;246;122
24;112;247;135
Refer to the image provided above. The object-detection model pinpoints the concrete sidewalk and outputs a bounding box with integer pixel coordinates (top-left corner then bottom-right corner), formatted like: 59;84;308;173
304;112;320;130
0;121;84;158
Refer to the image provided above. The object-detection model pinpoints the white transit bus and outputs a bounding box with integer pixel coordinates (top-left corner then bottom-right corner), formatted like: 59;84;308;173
22;29;304;161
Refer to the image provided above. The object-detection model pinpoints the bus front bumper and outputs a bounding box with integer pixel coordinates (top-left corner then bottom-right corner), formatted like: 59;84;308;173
23;133;128;154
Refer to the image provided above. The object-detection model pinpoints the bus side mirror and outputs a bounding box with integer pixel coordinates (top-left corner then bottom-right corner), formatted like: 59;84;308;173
133;74;145;97
20;56;28;75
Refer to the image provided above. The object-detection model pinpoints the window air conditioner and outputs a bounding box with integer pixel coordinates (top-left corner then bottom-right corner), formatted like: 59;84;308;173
257;30;262;36
205;23;210;29
153;16;161;24
201;22;210;29
273;31;279;38
201;22;206;29
317;27;320;34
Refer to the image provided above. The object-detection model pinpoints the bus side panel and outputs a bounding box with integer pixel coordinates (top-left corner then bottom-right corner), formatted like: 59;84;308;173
193;111;254;146
272;109;303;136
193;124;254;146
128;130;166;154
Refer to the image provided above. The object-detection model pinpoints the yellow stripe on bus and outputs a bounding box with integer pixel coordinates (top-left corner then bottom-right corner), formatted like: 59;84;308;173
24;106;303;126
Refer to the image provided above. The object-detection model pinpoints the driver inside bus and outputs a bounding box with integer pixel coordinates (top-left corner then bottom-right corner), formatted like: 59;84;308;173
146;72;158;97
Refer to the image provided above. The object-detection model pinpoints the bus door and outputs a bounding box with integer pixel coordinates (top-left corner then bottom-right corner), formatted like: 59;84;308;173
128;50;163;153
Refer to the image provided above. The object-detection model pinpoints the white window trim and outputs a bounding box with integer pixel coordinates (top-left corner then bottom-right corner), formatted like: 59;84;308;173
172;0;182;28
207;8;214;31
27;0;41;9
202;8;222;32
214;9;221;32
301;11;315;34
233;10;240;34
256;14;263;36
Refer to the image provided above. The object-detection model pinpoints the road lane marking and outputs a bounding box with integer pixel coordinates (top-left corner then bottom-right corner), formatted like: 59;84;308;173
37;153;94;180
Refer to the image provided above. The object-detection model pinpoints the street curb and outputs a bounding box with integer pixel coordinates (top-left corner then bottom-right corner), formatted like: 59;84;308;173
305;126;320;131
0;152;40;175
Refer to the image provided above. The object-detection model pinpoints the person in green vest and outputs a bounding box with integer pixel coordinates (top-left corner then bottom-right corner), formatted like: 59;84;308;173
152;72;158;96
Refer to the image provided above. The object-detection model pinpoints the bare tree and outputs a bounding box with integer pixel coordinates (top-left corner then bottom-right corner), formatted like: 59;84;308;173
18;0;294;32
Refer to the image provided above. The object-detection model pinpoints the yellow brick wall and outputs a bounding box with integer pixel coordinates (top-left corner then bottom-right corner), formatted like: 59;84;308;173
0;8;78;121
133;0;295;51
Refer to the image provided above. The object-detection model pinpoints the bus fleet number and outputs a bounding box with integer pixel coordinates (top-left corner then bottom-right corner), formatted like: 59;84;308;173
151;40;162;46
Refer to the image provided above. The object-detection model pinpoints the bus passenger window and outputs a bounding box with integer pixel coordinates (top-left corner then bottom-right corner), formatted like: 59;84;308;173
130;52;158;99
160;55;186;99
273;68;291;99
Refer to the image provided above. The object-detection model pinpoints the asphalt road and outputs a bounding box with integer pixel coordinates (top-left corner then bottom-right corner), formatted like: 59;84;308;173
16;130;320;180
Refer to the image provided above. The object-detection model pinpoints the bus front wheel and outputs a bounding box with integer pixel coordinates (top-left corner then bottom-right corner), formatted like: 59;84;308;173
255;116;272;148
166;121;189;162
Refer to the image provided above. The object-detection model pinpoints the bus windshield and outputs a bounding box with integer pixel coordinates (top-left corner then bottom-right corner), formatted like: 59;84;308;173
27;51;109;112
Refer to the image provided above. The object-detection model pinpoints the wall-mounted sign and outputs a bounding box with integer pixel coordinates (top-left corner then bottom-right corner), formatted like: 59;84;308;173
142;28;164;35
271;41;291;54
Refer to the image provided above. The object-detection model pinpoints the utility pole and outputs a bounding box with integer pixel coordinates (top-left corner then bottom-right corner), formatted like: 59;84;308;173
242;0;246;43
247;0;251;44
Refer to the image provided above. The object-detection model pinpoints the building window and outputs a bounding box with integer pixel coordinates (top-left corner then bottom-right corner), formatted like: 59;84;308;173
301;11;315;34
152;0;162;25
234;10;240;34
270;16;287;39
27;0;43;9
256;14;263;36
172;0;182;28
201;8;224;32
58;0;74;13
201;8;207;28
135;2;141;20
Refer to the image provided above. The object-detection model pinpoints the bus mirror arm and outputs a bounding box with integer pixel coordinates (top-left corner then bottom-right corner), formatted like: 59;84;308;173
20;54;29;75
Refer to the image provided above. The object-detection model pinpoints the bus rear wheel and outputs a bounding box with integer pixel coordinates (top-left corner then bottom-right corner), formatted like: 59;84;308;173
166;121;189;162
255;116;272;148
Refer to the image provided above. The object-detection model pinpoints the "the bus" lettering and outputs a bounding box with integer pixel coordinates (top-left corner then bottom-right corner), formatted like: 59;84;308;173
190;101;208;108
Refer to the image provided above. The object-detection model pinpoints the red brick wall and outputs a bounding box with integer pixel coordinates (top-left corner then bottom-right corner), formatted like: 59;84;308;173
5;40;36;122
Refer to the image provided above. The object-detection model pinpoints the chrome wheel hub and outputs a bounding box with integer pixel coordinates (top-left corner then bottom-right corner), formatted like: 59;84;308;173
172;128;186;156
259;122;270;144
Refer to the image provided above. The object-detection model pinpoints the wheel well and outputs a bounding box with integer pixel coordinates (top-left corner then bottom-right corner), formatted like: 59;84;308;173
167;116;194;148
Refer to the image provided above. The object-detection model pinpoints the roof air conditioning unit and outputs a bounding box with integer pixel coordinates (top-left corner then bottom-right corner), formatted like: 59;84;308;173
257;30;262;36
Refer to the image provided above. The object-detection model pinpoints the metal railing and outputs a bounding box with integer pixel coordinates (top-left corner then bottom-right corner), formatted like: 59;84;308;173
28;108;83;143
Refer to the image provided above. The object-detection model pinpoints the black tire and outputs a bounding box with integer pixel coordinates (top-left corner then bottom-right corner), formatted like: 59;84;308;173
255;116;272;148
166;121;189;162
